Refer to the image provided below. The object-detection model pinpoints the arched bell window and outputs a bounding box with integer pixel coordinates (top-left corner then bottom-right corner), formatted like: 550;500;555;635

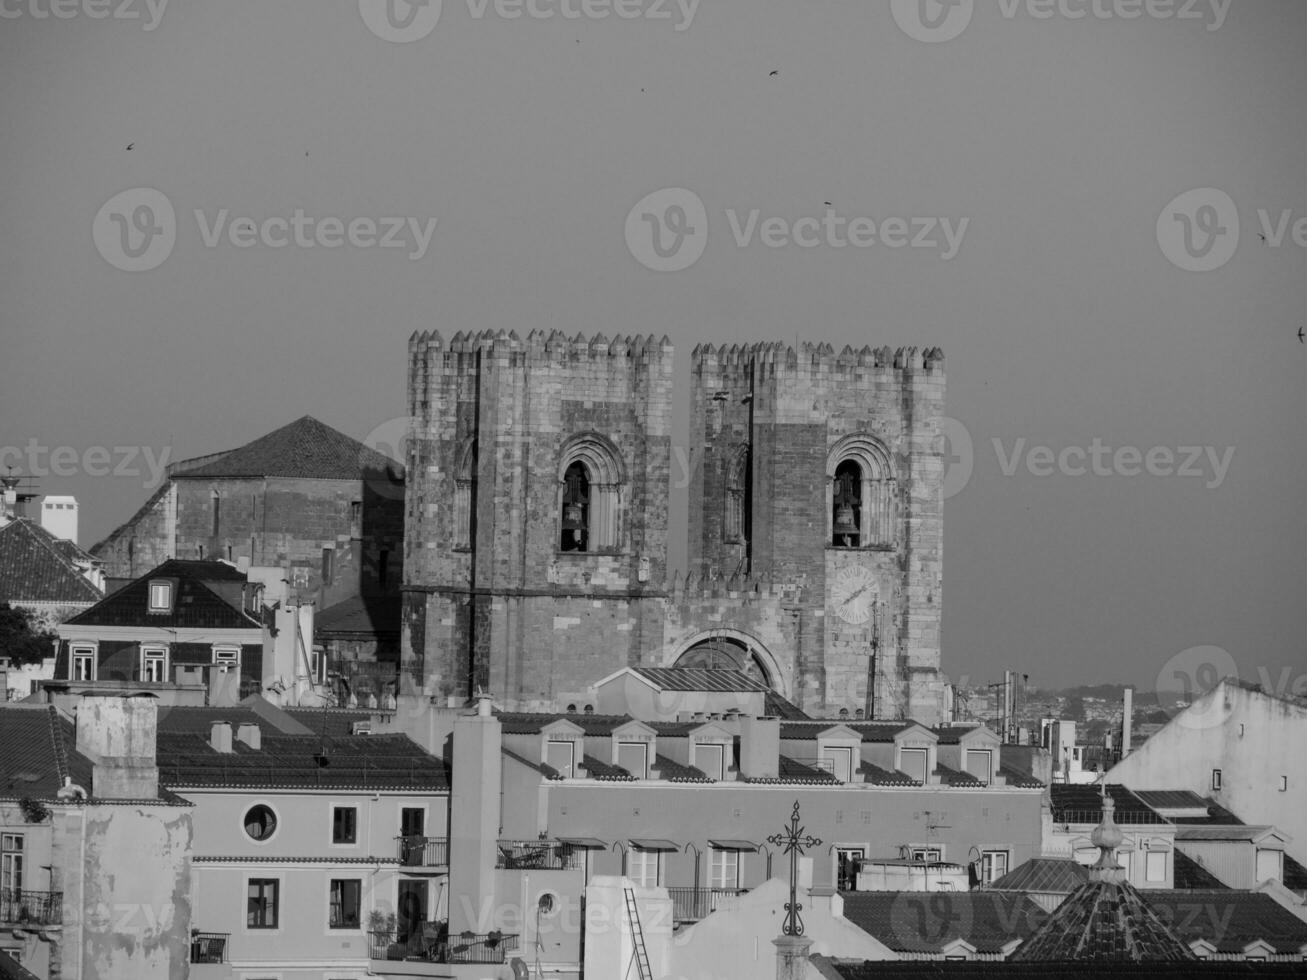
832;460;862;548
724;445;750;544
560;461;591;552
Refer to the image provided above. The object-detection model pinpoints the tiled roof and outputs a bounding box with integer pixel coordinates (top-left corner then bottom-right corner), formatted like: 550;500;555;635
780;720;912;742
1171;801;1245;825
1172;849;1228;889
628;666;770;692
840;891;1048;954
156;732;447;790
158;697;314;736
579;754;637;781
933;763;985;788
814;957;1307;979
1141;890;1307;954
0;704;92;800
1284;854;1307;892
1174;826;1279;843
173;415;403;482
497;711;635;735
0;518;102;605
0;949;40;980
63;559;260;630
998;766;1044;789
989;857;1090;895
857;761;918;787
764;690;811;720
651;753;712;782
772;755;839;784
283;706;378;736
931;724;994;744
1049;784;1164;823
1010;878;1194;962
1135;790;1211;810
314;594;402;637
193;855;401;865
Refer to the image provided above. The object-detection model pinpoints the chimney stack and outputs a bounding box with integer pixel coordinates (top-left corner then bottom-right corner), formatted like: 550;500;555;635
235;722;261;750
738;716;779;780
1121;687;1133;757
75;697;159;799
210;721;234;753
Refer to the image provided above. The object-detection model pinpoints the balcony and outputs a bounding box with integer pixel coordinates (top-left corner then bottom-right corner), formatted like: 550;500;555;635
369;928;519;965
666;887;748;924
0;889;62;927
189;932;228;964
496;840;586;871
398;836;449;868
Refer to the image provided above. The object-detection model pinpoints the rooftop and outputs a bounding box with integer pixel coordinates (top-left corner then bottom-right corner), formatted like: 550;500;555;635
63;559;260;630
171;415;403;482
0;518;102;606
839;891;1048;954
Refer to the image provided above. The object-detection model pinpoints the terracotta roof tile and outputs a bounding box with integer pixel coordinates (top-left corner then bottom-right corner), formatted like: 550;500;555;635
64;559;260;630
173;416;403;482
0;519;102;606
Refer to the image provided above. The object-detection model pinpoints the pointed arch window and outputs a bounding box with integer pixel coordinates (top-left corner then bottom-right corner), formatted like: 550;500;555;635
558;432;624;554
724;445;750;544
828;436;896;548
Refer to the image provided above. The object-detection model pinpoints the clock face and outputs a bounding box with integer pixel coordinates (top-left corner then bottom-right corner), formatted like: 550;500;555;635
831;565;877;625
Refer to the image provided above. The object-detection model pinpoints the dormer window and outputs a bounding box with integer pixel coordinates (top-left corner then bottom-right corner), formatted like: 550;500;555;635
618;741;649;779
148;580;173;612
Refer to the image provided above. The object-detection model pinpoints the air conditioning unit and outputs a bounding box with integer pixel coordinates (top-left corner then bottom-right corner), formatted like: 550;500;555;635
351;720;372;735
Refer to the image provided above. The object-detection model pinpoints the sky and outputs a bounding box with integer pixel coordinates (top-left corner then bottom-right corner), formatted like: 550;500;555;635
2;0;1305;697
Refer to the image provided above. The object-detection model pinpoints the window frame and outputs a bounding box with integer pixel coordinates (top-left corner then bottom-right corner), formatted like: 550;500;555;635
139;644;169;683
70;644;96;681
627;847;662;888
212;646;240;672
331;805;359;846
979;849;1009;885
709;847;741;890
246;876;281;931
242;802;281;845
147;579;173;613
1;834;24;893
1211;768;1222;791
545;739;576;779
327;877;363;931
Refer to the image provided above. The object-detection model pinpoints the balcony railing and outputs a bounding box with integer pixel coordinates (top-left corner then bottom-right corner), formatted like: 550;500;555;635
189;932;228;964
1053;809;1168;825
666;887;747;923
496;840;585;871
0;888;62;926
369;928;518;964
398;835;449;867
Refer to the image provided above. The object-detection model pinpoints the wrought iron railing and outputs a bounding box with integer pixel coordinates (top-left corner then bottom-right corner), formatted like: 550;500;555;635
398;835;449;867
189;932;228;964
368;928;518;964
666;887;747;923
1053;809;1167;825
496;840;586;870
0;888;62;926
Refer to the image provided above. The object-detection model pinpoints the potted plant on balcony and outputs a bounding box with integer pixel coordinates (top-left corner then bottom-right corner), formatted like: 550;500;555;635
368;910;400;959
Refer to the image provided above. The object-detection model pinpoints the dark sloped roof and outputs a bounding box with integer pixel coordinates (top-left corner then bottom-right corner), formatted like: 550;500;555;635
1010;879;1194;962
174;415;402;481
283;706;378;736
158;697;315;736
64;559;260;630
857;761;918;787
774;755;839;783
0;704;93;800
314;594;402;637
1141;890;1307;954
155;731;447;790
1284;854;1307;892
1135;790;1211;810
1172;850;1228;889
998;766;1045;789
1049;784;1165;824
814;956;1307;979
651;753;712;782
579;754;637;781
780;720;913;742
764;690;811;720
497;711;637;735
840;891;1047;954
0;518;103;605
1171;801;1246;825
931;724;994;744
0;949;40;980
990;858;1091;895
628;666;770;692
933;763;985;788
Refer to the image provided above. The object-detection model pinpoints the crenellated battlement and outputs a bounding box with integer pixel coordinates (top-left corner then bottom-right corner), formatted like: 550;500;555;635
663;564;807;603
409;329;673;362
692;341;943;379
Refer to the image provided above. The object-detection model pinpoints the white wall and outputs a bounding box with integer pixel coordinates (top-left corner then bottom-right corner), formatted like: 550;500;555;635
1108;680;1307;864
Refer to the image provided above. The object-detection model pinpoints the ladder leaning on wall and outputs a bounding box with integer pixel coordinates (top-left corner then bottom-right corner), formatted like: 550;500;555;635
623;886;652;980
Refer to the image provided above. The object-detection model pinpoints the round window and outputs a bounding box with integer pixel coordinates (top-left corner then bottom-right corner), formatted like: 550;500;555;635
243;804;277;841
537;892;556;915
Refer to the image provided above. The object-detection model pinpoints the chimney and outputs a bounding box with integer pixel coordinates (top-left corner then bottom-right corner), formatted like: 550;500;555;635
1121;687;1133;757
738;716;779;780
75;697;159;800
450;701;502;939
235;722;261;750
208;665;241;707
210;721;234;753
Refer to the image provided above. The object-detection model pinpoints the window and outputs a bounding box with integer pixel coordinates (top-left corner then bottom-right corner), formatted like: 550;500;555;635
965;749;993;783
724;446;750;543
244;804;278;842
835;847;864;891
912;847;942;862
349;500;362;539
71;645;95;681
213;647;239;672
546;740;576;778
980;850;1009;885
898;748;928;783
1280;775;1288;792
140;645;168;683
322;547;334;586
332;806;358;845
560;461;590;552
617;742;648;779
211;491;220;536
695;743;725;781
628;848;661;888
832;460;862;547
378;550;389;592
1211;769;1222;791
828;436;896;547
1145;850;1167;883
329;878;362;929
453;438;477;550
822;746;854;783
710;848;740;889
148;580;172;612
247;878;279;928
400;807;425;841
1;835;23;892
309;647;326;685
1256;849;1283;883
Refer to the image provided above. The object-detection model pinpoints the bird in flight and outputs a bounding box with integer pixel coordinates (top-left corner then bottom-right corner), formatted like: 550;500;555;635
126;143;134;151
1298;326;1304;343
769;70;779;76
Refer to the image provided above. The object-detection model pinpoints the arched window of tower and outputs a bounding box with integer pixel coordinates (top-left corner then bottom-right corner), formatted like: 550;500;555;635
827;435;896;548
557;432;625;553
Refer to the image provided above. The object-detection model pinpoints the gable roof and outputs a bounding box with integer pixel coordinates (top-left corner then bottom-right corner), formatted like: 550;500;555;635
623;666;771;692
314;594;402;638
1010;878;1194;962
158;696;315;736
1173;849;1229;889
1050;784;1167;824
63;559;260;630
1174;826;1284;845
172;415;402;482
1140;890;1307;954
840;891;1047;954
0;518;102;606
0;704;92;801
989;857;1091;895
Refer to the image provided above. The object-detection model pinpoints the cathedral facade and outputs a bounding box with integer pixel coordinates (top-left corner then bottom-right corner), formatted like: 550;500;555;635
402;330;948;724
